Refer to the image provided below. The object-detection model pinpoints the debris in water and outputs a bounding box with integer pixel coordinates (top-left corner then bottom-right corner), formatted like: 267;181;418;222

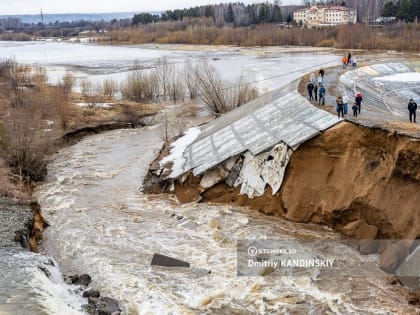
151;253;190;267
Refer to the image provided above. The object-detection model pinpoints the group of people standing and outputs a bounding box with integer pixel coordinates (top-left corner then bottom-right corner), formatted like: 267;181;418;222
342;52;357;69
336;92;363;118
306;56;418;124
307;68;325;105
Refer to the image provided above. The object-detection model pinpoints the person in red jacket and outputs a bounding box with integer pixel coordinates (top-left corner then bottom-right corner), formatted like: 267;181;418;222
355;92;363;114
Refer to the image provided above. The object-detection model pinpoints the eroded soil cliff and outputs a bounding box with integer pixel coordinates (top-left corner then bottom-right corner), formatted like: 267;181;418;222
173;122;420;272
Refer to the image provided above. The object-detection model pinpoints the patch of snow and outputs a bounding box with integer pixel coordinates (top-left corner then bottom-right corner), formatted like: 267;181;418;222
373;72;420;82
42;120;55;125
160;127;201;178
73;102;112;109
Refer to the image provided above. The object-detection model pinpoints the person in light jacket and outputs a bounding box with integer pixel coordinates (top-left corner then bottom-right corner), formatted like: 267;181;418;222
343;93;349;115
352;56;357;68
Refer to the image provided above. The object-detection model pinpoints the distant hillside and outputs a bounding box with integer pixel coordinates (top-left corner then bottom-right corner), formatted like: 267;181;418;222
0;12;142;24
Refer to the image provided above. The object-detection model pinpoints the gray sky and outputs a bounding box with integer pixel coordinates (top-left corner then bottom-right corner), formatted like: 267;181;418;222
1;0;302;15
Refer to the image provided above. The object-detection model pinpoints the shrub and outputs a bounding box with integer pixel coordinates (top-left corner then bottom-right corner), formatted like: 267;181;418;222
120;70;159;102
0;105;50;181
102;79;118;98
62;71;74;94
195;62;259;115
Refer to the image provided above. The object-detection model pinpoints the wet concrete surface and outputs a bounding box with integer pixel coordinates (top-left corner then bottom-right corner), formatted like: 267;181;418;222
303;56;420;138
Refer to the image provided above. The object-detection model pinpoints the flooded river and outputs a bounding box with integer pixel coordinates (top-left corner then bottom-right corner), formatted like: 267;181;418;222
34;127;415;314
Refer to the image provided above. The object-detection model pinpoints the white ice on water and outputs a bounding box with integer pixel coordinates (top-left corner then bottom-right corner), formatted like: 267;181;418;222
0;41;340;93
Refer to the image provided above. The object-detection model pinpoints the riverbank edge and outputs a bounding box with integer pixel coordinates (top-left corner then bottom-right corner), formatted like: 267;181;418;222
0;121;138;314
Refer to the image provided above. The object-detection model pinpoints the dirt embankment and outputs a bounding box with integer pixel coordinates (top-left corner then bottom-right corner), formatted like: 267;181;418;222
175;122;420;270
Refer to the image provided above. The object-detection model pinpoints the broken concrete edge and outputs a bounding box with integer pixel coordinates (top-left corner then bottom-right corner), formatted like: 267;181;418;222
149;77;341;191
142;76;341;195
144;140;297;200
0;198;49;252
0;199;122;314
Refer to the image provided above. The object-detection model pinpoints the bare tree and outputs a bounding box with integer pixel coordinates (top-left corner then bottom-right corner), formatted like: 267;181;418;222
157;106;187;144
195;61;227;114
62;71;74;94
183;60;198;100
168;65;185;103
1;98;50;180
155;57;173;100
102;78;118;98
120;69;160;103
80;78;104;105
195;61;258;115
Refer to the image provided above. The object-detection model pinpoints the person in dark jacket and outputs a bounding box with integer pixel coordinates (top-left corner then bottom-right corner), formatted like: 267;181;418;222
307;82;314;101
347;52;351;65
314;84;318;102
355;92;363;114
352;102;358;117
408;99;418;123
319;68;325;78
319;84;326;105
336;96;344;118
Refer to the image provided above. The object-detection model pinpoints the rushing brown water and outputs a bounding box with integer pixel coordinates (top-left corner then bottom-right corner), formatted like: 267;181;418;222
34;127;416;314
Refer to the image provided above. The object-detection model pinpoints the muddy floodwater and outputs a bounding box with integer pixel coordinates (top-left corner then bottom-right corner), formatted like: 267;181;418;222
34;127;414;314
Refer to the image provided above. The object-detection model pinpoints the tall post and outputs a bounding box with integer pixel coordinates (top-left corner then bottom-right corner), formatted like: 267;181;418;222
40;9;44;28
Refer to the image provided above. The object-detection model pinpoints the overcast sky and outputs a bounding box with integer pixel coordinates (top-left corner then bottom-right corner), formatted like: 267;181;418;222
1;0;302;15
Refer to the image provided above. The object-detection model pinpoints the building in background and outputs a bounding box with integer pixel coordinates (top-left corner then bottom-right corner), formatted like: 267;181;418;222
294;6;357;26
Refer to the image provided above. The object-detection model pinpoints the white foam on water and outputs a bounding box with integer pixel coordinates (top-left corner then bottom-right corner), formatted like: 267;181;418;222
33;126;418;315
0;249;86;315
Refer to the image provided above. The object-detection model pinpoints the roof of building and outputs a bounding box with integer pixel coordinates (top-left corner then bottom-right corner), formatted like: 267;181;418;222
295;5;355;13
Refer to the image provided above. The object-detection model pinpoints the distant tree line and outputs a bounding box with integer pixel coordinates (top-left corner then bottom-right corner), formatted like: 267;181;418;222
382;0;420;22
132;2;284;27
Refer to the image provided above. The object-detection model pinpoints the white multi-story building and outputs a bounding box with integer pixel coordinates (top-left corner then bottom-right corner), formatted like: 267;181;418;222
294;6;357;26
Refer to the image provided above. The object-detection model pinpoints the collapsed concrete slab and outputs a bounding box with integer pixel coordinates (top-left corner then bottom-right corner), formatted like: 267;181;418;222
159;86;341;198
